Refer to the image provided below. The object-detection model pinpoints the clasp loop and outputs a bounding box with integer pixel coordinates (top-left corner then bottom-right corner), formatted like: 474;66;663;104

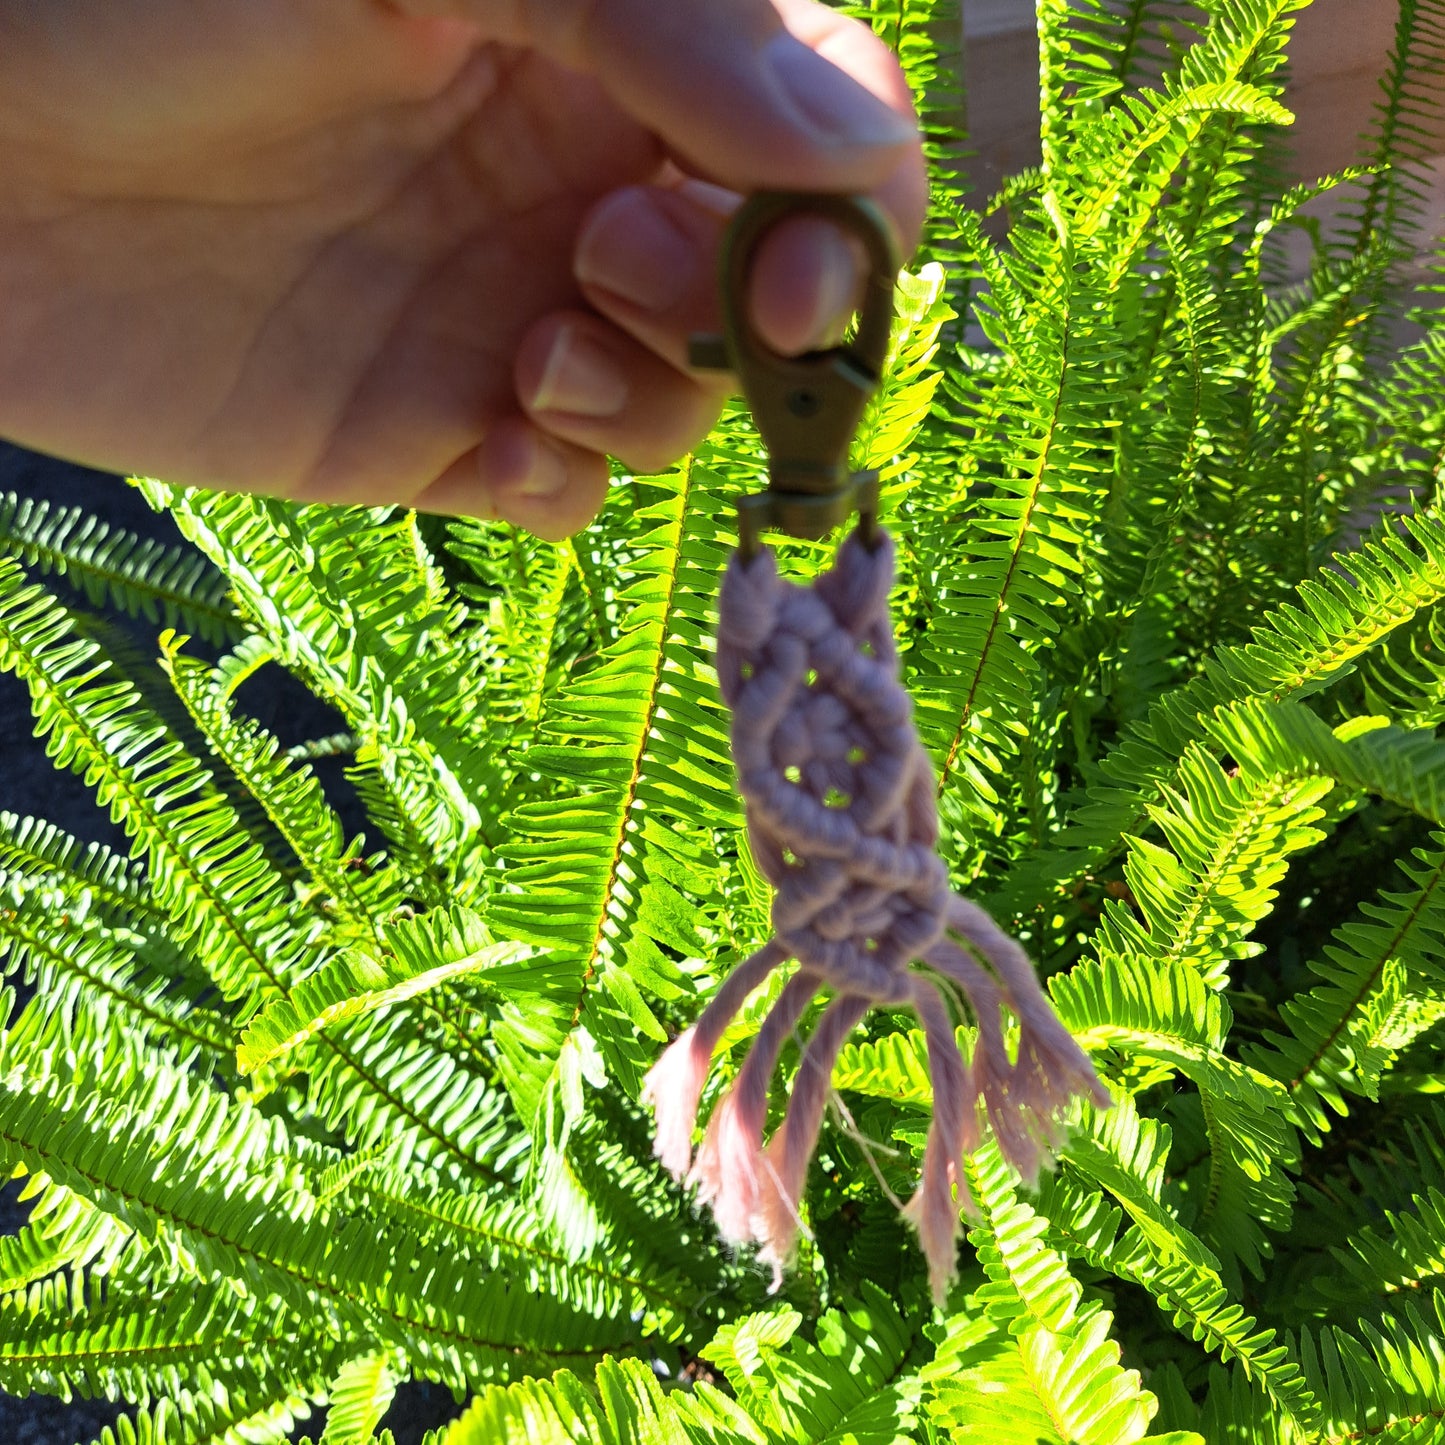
689;192;900;560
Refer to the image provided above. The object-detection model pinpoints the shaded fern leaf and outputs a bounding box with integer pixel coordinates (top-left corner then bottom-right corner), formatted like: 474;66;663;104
1246;833;1445;1138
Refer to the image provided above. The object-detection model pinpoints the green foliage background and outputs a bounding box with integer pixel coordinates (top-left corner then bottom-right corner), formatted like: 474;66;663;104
3;0;1445;1439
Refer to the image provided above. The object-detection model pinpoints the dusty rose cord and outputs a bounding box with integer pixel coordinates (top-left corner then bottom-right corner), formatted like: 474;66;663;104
642;527;1110;1303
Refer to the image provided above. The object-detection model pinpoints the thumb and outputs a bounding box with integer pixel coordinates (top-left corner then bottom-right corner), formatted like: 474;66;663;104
524;0;921;195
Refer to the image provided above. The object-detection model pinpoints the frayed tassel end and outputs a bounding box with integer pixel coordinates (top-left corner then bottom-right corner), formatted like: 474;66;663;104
972;1002;1112;1188
900;1159;972;1309
752;1122;813;1283
754;1140;807;1290
641;1026;712;1180
690;1079;768;1244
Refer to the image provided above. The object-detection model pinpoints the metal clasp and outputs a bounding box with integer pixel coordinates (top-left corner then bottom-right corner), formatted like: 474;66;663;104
689;192;900;561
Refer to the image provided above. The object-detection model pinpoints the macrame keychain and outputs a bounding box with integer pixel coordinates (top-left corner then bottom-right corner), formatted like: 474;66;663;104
643;193;1109;1303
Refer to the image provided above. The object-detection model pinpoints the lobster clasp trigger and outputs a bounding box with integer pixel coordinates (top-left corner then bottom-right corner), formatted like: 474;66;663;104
689;192;900;560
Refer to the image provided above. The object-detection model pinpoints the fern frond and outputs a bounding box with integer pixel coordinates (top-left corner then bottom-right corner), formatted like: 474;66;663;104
349;1161;700;1342
1038;1162;1319;1425
235;907;529;1076
486;458;741;1143
160;635;401;944
0;491;241;647
1003;512;1445;916
1247;833;1445;1138
0;1053;637;1390
137;486;497;868
295;1003;517;1184
922;1140;1172;1443
316;1351;400;1445
99;1391;321;1445
0;879;233;1066
0;1174;133;1294
0;1273;317;1407
0;558;316;1011
1296;1292;1445;1444
1311;1186;1445;1319
443;523;577;749
844;0;969;276
1095;748;1331;991
911;199;1118;865
440;1290;918;1445
702;1282;921;1445
0;812;165;934
1342;0;1445;266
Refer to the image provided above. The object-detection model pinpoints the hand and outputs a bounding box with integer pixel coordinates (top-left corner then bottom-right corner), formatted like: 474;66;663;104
0;0;925;539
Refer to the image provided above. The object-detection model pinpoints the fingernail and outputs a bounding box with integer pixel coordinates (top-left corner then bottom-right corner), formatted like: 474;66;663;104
576;188;696;312
529;325;629;418
764;33;916;149
517;436;569;499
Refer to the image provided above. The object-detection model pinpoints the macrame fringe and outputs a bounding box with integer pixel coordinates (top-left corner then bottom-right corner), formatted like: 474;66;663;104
643;529;1109;1304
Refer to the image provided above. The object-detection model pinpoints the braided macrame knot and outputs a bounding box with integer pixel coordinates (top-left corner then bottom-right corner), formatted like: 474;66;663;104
642;528;1110;1304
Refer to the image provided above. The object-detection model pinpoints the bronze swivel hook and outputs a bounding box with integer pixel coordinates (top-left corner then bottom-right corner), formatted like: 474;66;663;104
689;192;901;563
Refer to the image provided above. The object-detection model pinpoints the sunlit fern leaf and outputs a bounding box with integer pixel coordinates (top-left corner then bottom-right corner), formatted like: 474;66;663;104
1194;1361;1289;1445
1064;83;1295;285
442;521;580;752
0;1048;639;1392
1054;0;1202;102
1165;0;1306;245
0;491;241;648
1234;243;1396;597
856;264;956;491
295;993;519;1184
486;459;742;1147
702;1282;921;1445
161;634;403;945
1051;954;1296;1272
1061;745;1317;1277
1060;1094;1221;1277
1340;0;1445;274
92;1390;323;1445
1091;216;1228;676
0;811;165;935
0;558;318;1013
0;562;519;1189
910;197;1119;870
842;0;969;278
348;1162;701;1345
1294;1292;1445;1444
0;878;233;1069
1203;699;1445;827
1363;594;1445;732
88;1392;325;1445
136;484;498;866
0;1271;327;1408
923;1141;1177;1443
315;1350;401;1445
1037;1164;1319;1426
923;1304;1185;1445
1100;749;1332;992
0;1173;134;1294
235;906;531;1076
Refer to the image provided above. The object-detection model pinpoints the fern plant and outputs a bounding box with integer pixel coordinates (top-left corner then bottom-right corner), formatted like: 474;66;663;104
3;1;1445;1441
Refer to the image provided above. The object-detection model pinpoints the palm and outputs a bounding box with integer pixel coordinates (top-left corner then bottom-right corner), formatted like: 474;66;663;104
0;6;656;504
0;0;923;534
